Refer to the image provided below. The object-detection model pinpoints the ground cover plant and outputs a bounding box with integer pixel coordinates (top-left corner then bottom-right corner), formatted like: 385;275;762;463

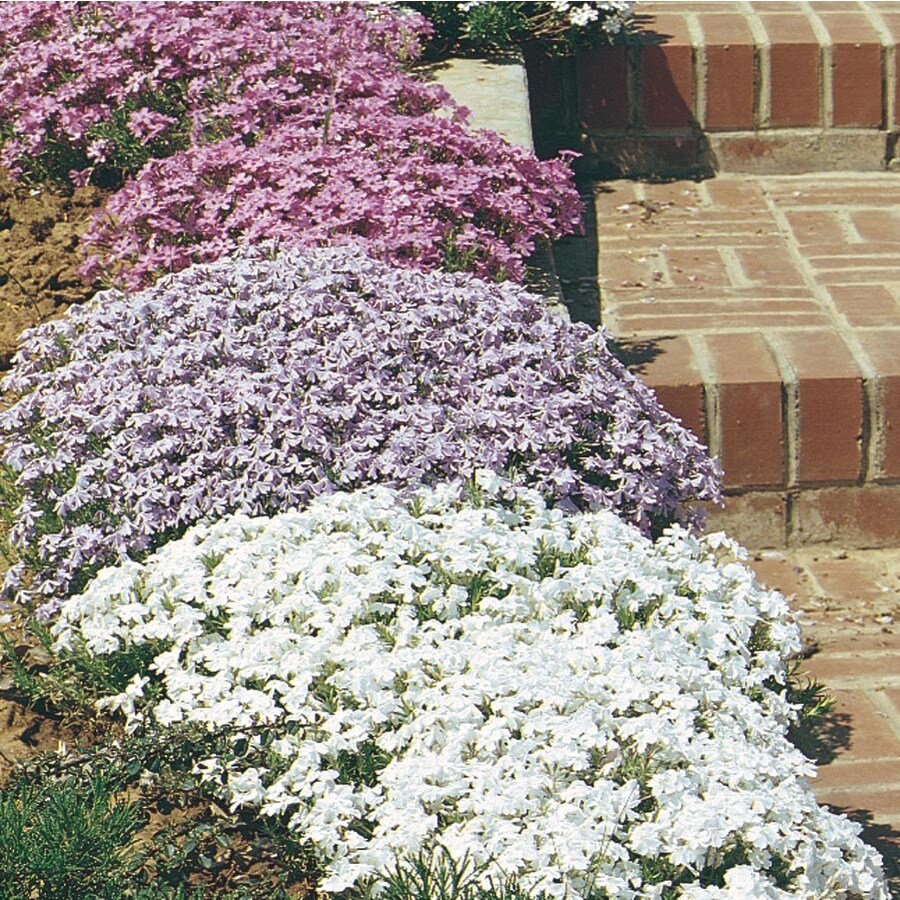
411;1;633;58
0;1;582;290
0;244;720;612
47;476;889;898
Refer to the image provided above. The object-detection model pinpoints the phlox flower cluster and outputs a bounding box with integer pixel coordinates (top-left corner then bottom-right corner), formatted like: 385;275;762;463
52;477;888;898
0;244;719;611
539;1;634;33
446;1;632;49
0;1;582;286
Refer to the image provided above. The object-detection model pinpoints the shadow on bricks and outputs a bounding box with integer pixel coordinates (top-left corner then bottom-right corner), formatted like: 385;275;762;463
525;15;716;181
791;712;853;766
792;708;854;767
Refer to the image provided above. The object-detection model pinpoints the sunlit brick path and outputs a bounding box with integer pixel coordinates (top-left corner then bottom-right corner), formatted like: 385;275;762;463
748;549;900;892
555;172;900;549
554;172;900;888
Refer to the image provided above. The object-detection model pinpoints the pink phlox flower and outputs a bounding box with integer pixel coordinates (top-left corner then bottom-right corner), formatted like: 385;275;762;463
127;107;177;144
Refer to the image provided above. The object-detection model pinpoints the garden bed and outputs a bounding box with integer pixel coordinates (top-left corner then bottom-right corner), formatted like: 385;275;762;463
0;2;891;897
0;171;106;369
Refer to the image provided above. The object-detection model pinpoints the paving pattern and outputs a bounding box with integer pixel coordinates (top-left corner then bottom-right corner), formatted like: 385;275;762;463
553;171;900;886
592;174;899;339
555;172;900;548
748;547;900;891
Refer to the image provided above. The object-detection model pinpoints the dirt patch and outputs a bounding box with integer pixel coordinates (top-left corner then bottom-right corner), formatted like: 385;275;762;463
0;169;108;370
0;696;86;783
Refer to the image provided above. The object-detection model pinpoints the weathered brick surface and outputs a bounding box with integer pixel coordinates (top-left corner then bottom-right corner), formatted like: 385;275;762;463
640;14;695;128
795;486;900;548
856;329;900;480
807;556;898;604
748;546;900;857
700;13;756;130
818;12;885;127
778;331;864;484
560;2;897;175
761;12;821;127
706;332;785;488
569;172;900;545
577;46;628;130
632;334;707;441
701;492;788;548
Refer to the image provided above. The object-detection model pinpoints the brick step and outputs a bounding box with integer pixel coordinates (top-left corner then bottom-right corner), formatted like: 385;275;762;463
555;172;900;548
528;0;900;176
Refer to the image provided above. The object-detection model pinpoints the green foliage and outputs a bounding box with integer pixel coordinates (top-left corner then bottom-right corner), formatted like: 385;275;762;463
369;845;542;900
0;619;167;716
3;723;315;898
0;775;144;899
786;658;837;759
409;2;629;59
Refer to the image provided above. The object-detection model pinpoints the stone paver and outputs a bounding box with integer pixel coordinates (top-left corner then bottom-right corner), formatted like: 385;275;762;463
748;547;900;886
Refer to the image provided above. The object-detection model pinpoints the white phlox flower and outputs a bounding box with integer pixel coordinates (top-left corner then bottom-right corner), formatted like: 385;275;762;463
53;481;889;898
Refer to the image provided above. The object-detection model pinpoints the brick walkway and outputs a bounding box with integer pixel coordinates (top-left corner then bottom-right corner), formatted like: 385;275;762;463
555;172;900;548
553;172;900;885
748;548;900;891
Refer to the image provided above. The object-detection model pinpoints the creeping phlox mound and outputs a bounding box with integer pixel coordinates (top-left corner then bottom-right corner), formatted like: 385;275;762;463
53;477;887;898
0;245;720;611
0;2;581;287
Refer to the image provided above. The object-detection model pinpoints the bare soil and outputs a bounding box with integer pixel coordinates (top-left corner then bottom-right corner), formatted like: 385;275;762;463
0;168;108;370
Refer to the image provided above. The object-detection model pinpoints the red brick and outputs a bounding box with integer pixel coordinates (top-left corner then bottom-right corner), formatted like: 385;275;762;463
631;334;707;440
749;553;811;598
814;760;900;792
597;134;702;174
598;250;662;289
849;210;900;244
779;331;864;483
578;46;629;130
813;256;900;270
804;654;900;685
616;311;828;333
761;13;821;126
640;181;705;207
594;182;640;217
796;687;899;758
643;1;741;11
640;15;695;128
785;210;846;245
762;184;895;207
816;790;900;821
666;248;733;287
702;178;768;209
700;14;757;129
795;486;900;547
701;491;788;549
736;246;806;287
750;0;804;8
706;333;784;488
819;13;884;127
806;243;900;259
818;269;900;286
523;52;571;136
856;329;900;481
807;557;895;604
615;298;822;317
829;285;900;327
